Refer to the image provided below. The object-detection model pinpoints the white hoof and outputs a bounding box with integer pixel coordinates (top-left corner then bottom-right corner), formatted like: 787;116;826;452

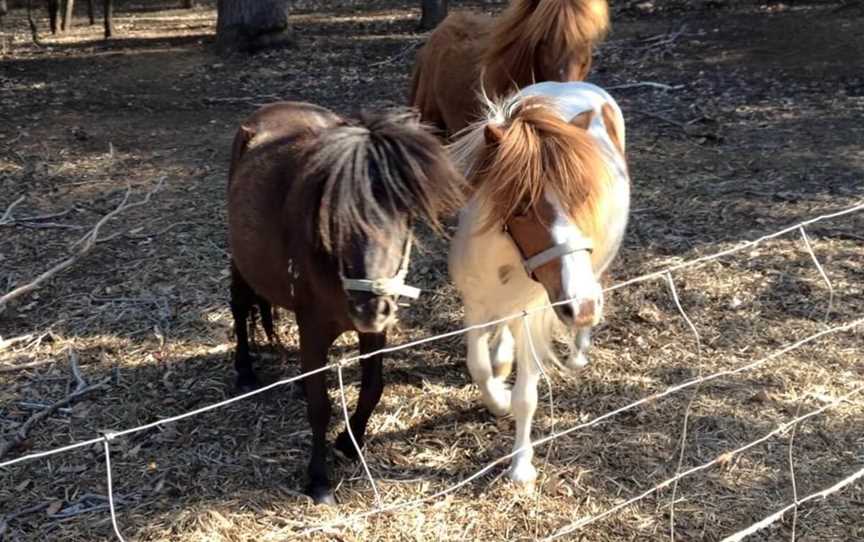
482;384;512;417
567;350;589;370
509;459;538;485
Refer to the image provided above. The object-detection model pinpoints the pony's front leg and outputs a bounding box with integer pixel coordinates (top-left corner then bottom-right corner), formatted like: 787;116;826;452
466;324;511;417
509;345;540;485
334;332;385;460
298;320;339;505
567;327;592;370
492;324;515;379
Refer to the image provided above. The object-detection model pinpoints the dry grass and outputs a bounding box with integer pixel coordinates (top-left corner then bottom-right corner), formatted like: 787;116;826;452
1;1;863;540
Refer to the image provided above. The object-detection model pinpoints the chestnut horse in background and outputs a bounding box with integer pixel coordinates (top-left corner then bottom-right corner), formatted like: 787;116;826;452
410;0;610;135
448;81;630;484
227;102;465;504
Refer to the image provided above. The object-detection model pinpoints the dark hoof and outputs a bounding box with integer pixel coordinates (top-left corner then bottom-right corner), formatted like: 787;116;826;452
235;373;261;394
334;430;362;461
307;485;336;506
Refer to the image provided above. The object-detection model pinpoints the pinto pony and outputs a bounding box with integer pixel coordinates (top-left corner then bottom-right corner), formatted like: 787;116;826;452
410;0;610;134
448;81;630;483
227;102;465;504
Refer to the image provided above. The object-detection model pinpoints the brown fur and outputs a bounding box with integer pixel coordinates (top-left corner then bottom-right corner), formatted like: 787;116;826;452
410;0;610;134
466;97;612;241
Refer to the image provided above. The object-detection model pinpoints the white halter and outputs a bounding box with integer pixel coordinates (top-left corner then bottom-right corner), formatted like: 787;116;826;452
504;226;594;278
340;235;422;299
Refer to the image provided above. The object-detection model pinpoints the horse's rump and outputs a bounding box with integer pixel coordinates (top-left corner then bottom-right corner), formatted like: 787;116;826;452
410;11;490;132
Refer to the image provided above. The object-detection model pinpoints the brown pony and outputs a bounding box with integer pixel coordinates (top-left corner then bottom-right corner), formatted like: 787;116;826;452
410;0;610;134
227;102;465;504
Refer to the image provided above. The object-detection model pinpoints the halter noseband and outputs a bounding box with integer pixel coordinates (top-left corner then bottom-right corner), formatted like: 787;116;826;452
504;226;594;279
339;235;422;299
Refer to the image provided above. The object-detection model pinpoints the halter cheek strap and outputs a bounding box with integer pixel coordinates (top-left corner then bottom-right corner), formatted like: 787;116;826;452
340;235;422;299
523;237;594;275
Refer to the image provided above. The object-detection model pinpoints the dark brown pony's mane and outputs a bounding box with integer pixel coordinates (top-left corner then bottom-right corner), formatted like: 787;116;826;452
297;110;466;253
482;0;609;90
454;97;611;237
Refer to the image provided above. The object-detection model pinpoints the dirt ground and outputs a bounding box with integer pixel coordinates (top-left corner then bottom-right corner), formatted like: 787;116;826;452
1;0;863;540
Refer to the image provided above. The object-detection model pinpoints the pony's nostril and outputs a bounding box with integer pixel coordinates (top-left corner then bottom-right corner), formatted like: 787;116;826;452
558;303;575;321
376;298;395;318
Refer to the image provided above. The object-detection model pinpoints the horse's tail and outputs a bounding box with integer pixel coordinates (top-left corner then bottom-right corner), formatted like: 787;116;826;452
304;111;466;251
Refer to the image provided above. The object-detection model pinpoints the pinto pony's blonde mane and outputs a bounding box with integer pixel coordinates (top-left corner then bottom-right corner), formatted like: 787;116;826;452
450;94;612;240
482;0;610;90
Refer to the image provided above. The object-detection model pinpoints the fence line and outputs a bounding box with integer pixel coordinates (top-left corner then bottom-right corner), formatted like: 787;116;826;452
664;271;703;542
545;386;863;540
720;463;864;542
1;200;862;540
298;317;864;537
2;200;861;473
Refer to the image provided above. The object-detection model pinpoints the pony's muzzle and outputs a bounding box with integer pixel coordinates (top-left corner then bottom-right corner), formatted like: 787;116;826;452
348;295;398;333
555;298;601;328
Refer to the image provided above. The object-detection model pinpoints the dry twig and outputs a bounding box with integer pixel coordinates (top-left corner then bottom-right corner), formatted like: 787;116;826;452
0;377;111;460
0;178;166;314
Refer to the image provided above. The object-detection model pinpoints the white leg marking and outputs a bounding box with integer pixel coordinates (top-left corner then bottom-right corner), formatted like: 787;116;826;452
491;324;515;379
509;343;540;484
567;327;592;370
466;327;512;416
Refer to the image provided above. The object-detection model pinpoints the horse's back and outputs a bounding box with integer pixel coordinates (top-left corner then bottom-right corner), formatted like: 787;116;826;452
411;11;490;133
230;102;341;168
228;102;341;309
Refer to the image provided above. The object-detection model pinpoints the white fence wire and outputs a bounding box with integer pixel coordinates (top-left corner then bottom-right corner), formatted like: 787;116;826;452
1;200;863;540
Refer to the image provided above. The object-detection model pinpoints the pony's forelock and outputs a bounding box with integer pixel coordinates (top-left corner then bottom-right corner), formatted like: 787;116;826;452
449;94;612;238
302;110;466;253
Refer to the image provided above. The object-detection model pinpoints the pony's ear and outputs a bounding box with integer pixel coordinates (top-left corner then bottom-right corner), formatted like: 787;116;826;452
570;110;595;130
484;123;505;145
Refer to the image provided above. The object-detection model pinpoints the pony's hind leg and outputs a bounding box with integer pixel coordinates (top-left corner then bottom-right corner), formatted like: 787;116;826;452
466;321;512;417
334;332;385;460
509;338;541;485
230;263;260;392
257;297;281;346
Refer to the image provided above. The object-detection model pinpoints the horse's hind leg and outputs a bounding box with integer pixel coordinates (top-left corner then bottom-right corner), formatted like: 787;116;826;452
334;332;385;460
257;297;280;346
230;263;260;392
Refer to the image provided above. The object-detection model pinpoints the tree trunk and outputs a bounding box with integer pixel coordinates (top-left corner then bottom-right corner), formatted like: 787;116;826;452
61;0;73;31
47;0;60;33
102;0;112;37
0;0;8;18
182;0;195;8
216;0;292;53
87;0;94;24
419;0;447;31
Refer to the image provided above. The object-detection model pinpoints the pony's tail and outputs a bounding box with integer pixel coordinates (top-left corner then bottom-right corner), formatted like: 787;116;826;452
307;111;467;252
